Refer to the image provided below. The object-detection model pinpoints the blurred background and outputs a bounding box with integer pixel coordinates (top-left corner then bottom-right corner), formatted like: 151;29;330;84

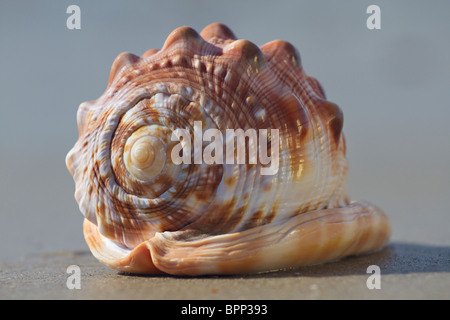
1;0;449;261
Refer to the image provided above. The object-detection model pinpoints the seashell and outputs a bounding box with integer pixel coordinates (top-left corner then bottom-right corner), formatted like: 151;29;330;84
66;23;390;275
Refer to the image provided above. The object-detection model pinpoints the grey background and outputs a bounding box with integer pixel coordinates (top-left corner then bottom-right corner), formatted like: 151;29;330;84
0;0;449;269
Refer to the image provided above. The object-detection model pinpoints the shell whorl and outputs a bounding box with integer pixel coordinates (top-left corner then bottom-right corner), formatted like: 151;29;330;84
66;23;390;275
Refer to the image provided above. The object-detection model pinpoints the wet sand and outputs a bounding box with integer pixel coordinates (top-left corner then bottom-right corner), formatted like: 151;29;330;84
1;242;448;300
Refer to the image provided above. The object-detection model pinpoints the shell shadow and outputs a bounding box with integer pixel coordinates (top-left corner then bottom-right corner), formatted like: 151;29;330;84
252;241;450;278
118;241;450;279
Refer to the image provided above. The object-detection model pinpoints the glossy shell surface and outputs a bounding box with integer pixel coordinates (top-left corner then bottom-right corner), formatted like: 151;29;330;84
66;23;390;275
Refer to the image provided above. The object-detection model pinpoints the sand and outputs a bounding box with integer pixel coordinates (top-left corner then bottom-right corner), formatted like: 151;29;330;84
1;242;448;300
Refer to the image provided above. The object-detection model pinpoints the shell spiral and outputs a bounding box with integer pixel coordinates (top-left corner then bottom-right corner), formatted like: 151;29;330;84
66;23;390;275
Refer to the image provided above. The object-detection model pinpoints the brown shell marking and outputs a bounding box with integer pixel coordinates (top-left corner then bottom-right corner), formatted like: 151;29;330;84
66;23;390;275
